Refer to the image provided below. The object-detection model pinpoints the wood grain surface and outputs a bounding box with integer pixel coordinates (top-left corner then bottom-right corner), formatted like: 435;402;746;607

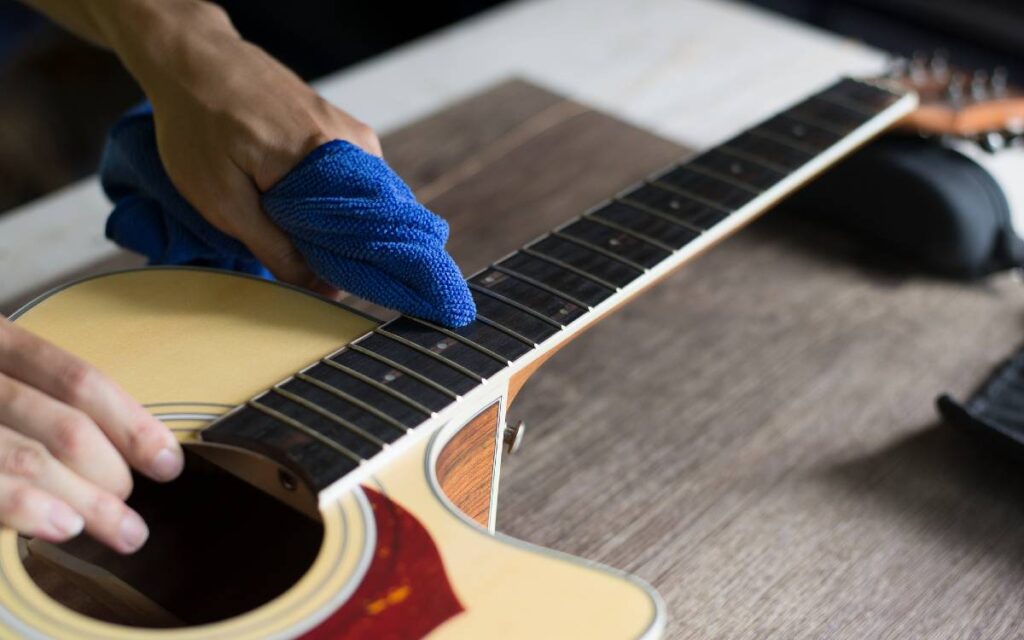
436;402;499;527
383;79;1024;639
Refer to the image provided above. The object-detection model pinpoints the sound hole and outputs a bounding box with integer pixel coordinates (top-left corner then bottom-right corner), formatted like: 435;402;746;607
23;448;324;627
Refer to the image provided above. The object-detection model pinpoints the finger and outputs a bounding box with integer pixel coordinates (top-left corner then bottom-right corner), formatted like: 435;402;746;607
214;164;318;288
0;428;148;554
0;320;183;484
0;474;83;543
0;372;130;498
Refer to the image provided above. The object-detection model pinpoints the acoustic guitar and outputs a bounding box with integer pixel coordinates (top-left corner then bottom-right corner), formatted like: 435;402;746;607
0;77;920;639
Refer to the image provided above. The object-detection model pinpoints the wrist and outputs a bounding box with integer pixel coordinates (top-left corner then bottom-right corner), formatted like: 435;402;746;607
87;0;239;95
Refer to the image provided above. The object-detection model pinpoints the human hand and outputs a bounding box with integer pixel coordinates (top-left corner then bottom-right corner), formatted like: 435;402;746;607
0;317;183;553
105;1;383;295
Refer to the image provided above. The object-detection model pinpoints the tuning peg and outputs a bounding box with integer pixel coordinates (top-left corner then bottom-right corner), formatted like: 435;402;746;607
910;51;930;85
929;49;950;81
884;56;909;79
992;66;1009;98
977;130;1008;153
971;69;990;101
946;71;966;109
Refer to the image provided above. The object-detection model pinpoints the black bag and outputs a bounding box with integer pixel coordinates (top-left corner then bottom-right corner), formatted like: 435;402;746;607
785;135;1024;278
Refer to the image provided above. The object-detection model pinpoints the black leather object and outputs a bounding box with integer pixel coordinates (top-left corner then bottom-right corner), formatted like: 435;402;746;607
784;135;1024;278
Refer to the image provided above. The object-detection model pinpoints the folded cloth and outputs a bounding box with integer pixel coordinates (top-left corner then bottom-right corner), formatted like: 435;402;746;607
99;104;476;327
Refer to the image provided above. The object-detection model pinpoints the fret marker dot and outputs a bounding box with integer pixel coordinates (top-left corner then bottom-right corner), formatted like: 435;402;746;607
730;162;743;175
384;372;398;382
436;341;448;350
791;124;806;137
669;199;681;210
608;237;622;247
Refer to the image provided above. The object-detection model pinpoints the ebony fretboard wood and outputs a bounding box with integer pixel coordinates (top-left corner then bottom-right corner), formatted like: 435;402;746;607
202;77;913;493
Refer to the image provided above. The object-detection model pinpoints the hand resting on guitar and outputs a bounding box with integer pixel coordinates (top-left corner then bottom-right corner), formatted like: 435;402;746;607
0;317;183;553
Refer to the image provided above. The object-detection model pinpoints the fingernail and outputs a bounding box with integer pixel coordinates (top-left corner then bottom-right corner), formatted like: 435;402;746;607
119;512;149;553
48;502;84;538
150;447;183;481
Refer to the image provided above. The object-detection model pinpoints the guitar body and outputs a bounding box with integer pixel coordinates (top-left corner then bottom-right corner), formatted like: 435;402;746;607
0;268;663;639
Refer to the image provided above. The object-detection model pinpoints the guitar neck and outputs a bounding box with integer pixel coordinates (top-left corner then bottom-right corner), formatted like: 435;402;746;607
202;77;918;496
467;77;918;394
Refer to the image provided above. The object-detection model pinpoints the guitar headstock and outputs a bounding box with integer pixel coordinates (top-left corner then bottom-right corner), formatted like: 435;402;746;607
883;51;1024;151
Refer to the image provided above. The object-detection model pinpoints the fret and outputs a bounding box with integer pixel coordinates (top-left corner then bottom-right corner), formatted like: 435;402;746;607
557;219;670;269
815;86;878;116
203;405;358;491
823;78;901;112
399;316;513;364
689;148;787;192
345;343;462;398
652;167;756;210
318;357;436;418
520;247;621;290
787;97;868;134
315;355;443;418
441;317;534;360
498;252;615;308
754;114;843;153
289;374;408;438
376;321;504;379
590;201;699;250
619;184;728;231
527;235;643;288
721;132;813;172
472;291;559;344
354;331;477;391
470;269;586;326
303;356;436;425
583;212;678;252
490;263;592;309
256;391;381;460
271;387;388;448
373;327;486;382
470;283;565;328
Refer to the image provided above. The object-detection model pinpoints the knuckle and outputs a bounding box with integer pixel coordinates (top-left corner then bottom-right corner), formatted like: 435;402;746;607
350;121;381;155
4;484;34;519
51;412;94;460
57;361;97;405
2;443;49;481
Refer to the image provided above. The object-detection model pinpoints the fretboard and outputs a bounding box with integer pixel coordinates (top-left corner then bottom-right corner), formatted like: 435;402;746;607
202;77;917;494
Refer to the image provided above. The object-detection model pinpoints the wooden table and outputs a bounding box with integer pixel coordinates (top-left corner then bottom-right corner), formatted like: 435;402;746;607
382;78;1024;639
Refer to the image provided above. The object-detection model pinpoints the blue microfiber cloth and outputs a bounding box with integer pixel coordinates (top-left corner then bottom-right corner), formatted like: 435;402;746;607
99;104;476;328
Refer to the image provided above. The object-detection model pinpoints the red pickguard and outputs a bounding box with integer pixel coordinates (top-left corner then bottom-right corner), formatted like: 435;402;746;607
301;487;464;639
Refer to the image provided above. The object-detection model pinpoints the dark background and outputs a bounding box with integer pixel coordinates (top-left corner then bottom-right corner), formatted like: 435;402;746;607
0;0;1021;214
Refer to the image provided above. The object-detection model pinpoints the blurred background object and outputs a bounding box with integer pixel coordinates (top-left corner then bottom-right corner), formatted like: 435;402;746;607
748;0;1024;78
1;0;1023;215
